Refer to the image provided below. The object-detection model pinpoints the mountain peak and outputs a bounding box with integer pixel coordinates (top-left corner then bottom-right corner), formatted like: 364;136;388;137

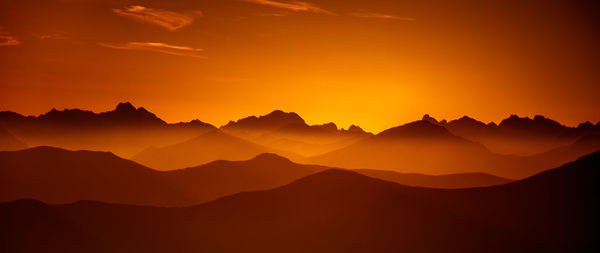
499;114;565;133
250;153;292;164
577;121;595;129
422;114;439;125
221;110;306;130
347;125;365;133
376;120;452;139
114;102;137;112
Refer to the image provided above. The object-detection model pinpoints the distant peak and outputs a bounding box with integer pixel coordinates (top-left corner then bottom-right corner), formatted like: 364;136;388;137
319;122;338;131
347;124;365;133
422;114;439;125
267;109;286;115
250;153;292;163
508;114;524;119
577;121;595;129
222;110;306;130
114;102;136;112
376;120;452;139
264;110;303;120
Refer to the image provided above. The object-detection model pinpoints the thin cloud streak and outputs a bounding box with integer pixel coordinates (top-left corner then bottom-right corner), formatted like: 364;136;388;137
242;0;333;14
99;42;205;58
0;35;20;46
350;12;415;21
113;5;199;31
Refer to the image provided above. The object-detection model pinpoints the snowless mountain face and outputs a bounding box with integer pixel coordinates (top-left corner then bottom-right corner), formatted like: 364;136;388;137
1;151;598;253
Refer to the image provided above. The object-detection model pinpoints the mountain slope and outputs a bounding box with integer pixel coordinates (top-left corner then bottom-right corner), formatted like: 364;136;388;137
436;114;600;155
0;102;216;156
354;169;511;188
0;146;515;206
305;120;522;177
131;130;302;170
0;147;318;206
0;127;27;151
306;120;600;179
221;110;372;156
1;152;598;253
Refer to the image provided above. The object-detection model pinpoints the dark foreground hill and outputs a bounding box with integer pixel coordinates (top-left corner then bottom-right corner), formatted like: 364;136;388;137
0;147;511;206
354;169;511;188
1;152;598;253
0;147;320;206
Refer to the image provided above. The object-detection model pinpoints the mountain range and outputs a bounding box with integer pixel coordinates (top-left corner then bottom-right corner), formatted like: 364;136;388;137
304;119;600;178
2;103;599;178
220;110;373;156
424;114;600;155
1;151;597;252
0;146;511;206
0;102;216;156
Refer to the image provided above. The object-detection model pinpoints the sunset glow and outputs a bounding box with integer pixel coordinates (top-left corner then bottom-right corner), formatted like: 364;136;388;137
1;0;599;132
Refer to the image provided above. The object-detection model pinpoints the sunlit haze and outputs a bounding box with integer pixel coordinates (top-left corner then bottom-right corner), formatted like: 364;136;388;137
1;0;599;132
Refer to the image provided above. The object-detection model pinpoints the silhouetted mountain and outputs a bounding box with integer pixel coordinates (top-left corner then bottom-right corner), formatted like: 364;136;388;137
374;120;458;139
306;119;600;178
305;120;518;176
0;128;27;151
426;114;600;155
1;146;517;207
0;147;320;206
354;169;511;188
1;152;597;252
0;102;216;156
221;110;306;133
32;102;165;126
221;110;371;156
131;130;302;170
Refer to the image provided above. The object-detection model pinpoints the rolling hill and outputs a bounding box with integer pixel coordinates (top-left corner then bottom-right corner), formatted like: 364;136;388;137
306;119;600;179
0;147;318;206
131;130;302;170
1;151;597;252
0;146;514;206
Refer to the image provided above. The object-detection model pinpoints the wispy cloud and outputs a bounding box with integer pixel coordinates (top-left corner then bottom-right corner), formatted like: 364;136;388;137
0;28;20;46
113;5;200;31
0;35;20;46
242;0;333;15
350;12;415;21
39;33;68;40
99;42;205;58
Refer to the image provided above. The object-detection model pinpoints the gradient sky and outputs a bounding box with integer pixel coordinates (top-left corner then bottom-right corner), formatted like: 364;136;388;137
1;0;599;132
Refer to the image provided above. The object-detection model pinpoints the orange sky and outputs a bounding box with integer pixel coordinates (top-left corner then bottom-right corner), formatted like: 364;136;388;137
1;0;599;132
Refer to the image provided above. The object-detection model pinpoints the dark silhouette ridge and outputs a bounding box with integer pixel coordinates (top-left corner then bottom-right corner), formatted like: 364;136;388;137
220;110;372;156
354;169;511;188
422;113;600;155
305;119;600;178
375;120;458;139
0;127;27;151
0;146;515;206
0;102;216;157
131;130;303;170
221;110;306;132
1;152;598;252
345;124;365;133
0;146;320;206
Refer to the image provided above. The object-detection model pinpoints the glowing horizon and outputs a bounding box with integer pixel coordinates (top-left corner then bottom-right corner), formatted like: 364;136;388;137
1;0;599;132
